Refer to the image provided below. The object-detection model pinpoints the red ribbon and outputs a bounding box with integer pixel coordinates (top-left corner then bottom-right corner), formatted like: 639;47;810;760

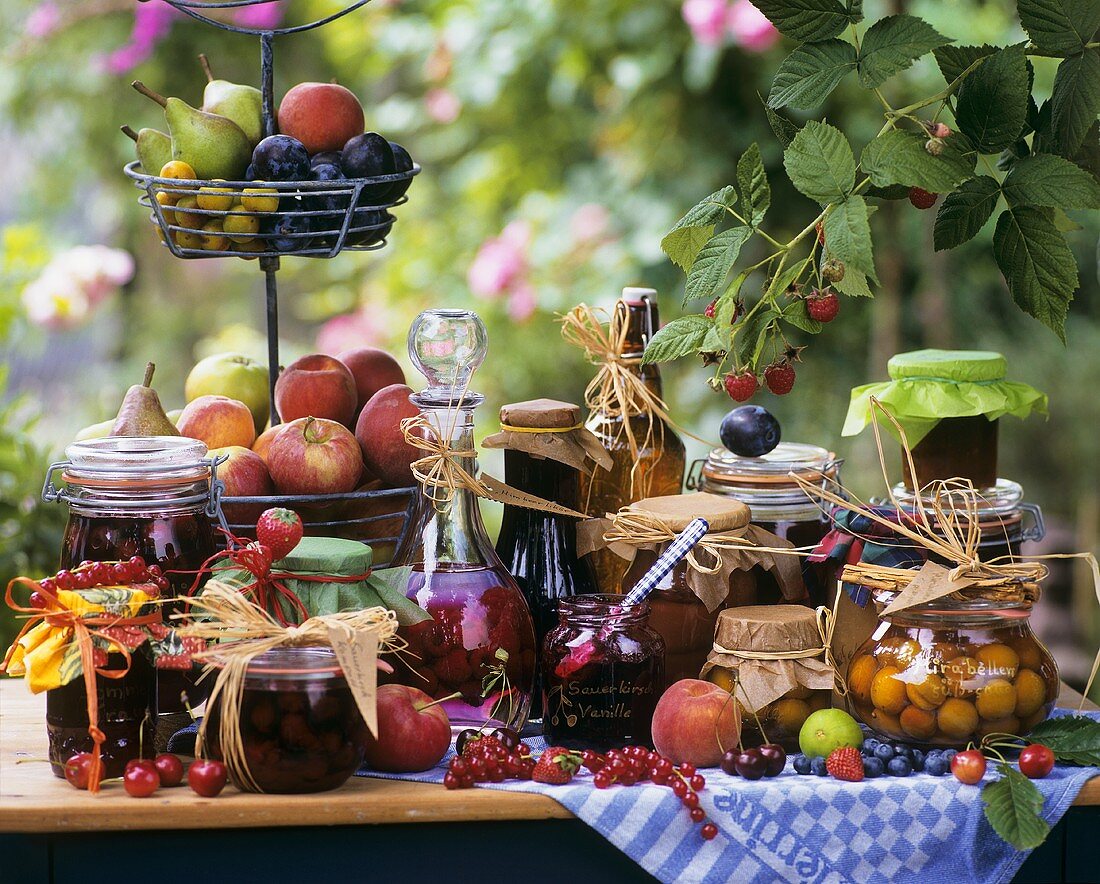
1;576;161;794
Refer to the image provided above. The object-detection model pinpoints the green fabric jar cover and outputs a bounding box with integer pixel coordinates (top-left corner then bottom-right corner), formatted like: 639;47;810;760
215;536;428;626
841;349;1047;445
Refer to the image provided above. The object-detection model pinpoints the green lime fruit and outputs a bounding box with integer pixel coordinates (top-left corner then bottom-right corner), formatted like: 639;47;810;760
798;708;863;757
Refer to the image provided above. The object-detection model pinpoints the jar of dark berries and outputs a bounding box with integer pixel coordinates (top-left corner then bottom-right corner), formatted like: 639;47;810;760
44;436;220;740
542;594;665;750
204;647;369;794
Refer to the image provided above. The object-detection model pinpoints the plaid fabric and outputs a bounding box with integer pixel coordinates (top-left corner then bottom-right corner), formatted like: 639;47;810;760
359;710;1100;884
623;517;710;605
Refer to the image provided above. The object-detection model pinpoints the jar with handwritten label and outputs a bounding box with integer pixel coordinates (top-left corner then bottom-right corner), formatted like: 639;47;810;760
542;594;665;750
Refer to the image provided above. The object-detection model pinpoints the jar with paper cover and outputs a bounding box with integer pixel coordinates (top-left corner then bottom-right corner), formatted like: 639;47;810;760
702;605;835;750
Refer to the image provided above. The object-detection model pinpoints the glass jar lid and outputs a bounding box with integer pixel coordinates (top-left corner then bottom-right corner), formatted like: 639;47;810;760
888;478;1024;527
873;586;1035;624
228;646;346;681
63;436;211;486
701;442;838;513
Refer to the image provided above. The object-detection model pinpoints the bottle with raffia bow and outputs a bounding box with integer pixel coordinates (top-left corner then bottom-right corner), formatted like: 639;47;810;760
565;288;686;594
389;309;536;730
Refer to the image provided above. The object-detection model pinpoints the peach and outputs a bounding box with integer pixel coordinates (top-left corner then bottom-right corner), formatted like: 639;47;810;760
361;684;450;773
274;354;358;428
266;416;363;495
337;347;406;413
354;383;420;488
651;678;741;767
177;395;256;449
277;82;365;155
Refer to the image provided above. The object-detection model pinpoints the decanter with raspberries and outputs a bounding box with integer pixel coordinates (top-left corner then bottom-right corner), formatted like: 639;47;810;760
390;309;536;730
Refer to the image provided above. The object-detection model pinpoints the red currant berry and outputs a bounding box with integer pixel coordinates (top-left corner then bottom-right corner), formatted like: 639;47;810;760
73;570;94;590
112;562;133;584
690;774;706;791
671;778;688;799
124;765;160;798
90;562;111;586
444;772;461;790
147;564;163;578
593;771;612;789
29;592;46;610
450;758;468;776
690;807;706;823
38;577;56;594
679;763;697;778
701;822;718;841
55;570;76;591
682;791;700;809
128;555;146;571
619;772;637;787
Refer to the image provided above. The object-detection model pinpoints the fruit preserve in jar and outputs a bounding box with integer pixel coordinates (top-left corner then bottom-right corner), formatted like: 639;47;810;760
847;596;1058;746
543;595;665;750
204;647;368;794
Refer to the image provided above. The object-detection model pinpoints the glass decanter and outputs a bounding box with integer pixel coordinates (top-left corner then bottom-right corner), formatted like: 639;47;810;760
390;309;536;730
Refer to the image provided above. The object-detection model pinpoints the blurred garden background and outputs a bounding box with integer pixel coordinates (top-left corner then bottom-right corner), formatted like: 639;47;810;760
0;1;1097;689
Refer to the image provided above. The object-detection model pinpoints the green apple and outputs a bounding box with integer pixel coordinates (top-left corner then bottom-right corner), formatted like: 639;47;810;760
185;353;269;433
74;418;114;442
166;408;183;425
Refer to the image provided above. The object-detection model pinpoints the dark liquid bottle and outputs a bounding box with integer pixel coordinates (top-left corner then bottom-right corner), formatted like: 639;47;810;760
494;400;600;717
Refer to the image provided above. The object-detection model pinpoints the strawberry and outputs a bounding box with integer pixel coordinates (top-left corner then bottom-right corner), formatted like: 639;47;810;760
806;289;840;323
723;371;758;402
532;747;583;785
764;360;796;395
255;508;304;561
908;187;938;209
826;747;864;782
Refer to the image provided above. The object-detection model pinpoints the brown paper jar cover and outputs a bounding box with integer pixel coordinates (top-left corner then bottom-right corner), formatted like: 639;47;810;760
482;398;613;475
701;605;835;713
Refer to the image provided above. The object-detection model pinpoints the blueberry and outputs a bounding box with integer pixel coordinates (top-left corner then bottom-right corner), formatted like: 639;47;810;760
874;743;895;762
887;756;913;777
310;151;342;170
719;406;782;457
793;755;812;775
385;141;414;200
253;135;310;181
862;738;880;756
942;749;958;764
863;757;885;779
925;756;949;776
894;745;914;761
810;756;829;777
910;749;926;772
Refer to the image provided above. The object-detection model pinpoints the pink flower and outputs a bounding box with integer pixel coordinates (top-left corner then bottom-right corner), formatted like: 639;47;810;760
22;266;90;330
316;308;385;355
102;1;177;74
507;281;538;323
24;1;61;39
570;203;611;244
728;1;779;53
467;224;530;299
682;0;730;47
64;246;135;305
425;88;462;124
233;2;284;29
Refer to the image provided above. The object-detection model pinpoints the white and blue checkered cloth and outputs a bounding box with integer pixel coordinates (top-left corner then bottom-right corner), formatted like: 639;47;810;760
358;709;1100;884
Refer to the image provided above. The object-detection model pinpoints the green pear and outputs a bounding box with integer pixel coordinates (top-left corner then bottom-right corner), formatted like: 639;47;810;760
121;125;173;175
199;55;264;147
132;81;252;181
110;363;181;438
74;418;115;443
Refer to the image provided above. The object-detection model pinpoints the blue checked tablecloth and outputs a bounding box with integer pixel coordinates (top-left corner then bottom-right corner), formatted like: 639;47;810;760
356;710;1100;884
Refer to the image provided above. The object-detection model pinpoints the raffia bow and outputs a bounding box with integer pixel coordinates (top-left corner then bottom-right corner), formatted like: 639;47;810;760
179;581;399;793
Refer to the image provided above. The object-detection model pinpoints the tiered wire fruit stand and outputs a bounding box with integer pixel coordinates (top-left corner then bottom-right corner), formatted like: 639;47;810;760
123;0;418;564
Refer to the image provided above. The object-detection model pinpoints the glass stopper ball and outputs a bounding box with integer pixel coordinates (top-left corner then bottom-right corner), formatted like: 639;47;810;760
408;309;488;404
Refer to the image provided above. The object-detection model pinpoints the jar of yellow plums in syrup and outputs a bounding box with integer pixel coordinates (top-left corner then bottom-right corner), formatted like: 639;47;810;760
847;594;1057;747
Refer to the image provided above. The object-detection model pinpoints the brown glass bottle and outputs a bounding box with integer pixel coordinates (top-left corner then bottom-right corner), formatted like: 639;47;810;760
580;288;686;593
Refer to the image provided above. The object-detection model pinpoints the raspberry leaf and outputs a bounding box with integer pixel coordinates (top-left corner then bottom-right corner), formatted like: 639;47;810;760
857;15;950;89
750;0;851;43
823;195;877;283
1051;48;1100;155
782;299;824;334
981;763;1050;850
993;205;1078;341
1001;153;1100;210
768;40;858;111
642;315;714;364
762;98;801;148
861;129;974;192
661;187;738;271
685;227;752;303
933;175;1001;250
956;46;1030;153
1024;715;1100;765
933;44;998;85
834;267;872;297
1018;0;1100;56
737;145;770;227
784;121;856;205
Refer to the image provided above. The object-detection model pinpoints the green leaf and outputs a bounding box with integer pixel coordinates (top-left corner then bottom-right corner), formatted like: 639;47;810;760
750;0;851;43
737;144;771;227
1052;48;1100;155
783;121;856;204
861;129;973;192
834;267;872;297
684;227;752;303
1026;715;1100;765
956;46;1030;153
768;40;858;110
846;0;863;23
661;186;738;271
993;205;1079;341
864;183;912;200
1002;153;1100;208
764;101;802;148
823;196;877;282
701;325;727;353
733;308;778;366
857;14;949;88
782;299;824;334
933;175;1001;250
1019;0;1100;55
982;764;1050;851
769;257;812;299
642;314;714;364
934;44;997;85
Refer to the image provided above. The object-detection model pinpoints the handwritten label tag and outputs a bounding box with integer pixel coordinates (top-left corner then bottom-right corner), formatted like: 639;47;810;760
327;626;379;736
881;561;978;616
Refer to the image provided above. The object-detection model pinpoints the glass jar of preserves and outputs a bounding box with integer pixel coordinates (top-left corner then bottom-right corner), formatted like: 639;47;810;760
204;647;369;794
847;596;1058;746
44;436;220;742
543;594;665;750
702;605;835;751
691;442;840;607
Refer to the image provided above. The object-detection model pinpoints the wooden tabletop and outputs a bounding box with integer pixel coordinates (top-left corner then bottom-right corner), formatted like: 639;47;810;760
1;680;1097;834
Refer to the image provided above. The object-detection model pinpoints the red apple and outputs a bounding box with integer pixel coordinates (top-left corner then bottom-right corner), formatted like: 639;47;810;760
651;679;742;767
251;424;284;463
209;446;275;497
274;354;358;428
361;684;450;772
266;416;363;495
354;383;420;488
277;82;365;155
178;395;256;450
337;347;406;414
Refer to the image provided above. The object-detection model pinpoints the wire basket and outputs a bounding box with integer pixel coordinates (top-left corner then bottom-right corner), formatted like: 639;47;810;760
125;161;419;260
218;485;416;568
